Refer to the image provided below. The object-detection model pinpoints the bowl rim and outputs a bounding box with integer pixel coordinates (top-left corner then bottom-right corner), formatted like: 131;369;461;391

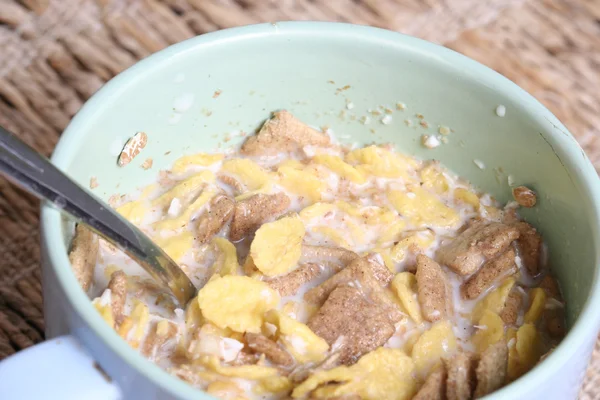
40;21;600;399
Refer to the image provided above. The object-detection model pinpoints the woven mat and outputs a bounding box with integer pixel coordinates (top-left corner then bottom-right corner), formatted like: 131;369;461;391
0;0;599;396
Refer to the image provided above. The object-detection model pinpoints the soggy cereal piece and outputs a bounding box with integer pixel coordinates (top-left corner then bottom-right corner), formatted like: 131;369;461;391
307;286;396;365
416;255;452;322
142;320;178;359
539;274;562;299
472;310;505;353
197;275;280;333
513;222;543;276
461;249;517;300
413;366;447;400
68;224;99;292
445;352;477;400
245;333;294;368
412;321;458;376
196;194;235;243
512;186;537;208
499;290;522;326
472;278;515;323
241;110;330;155
205;380;247;399
473;341;508;398
107;271;127;325
304;255;393;306
300;244;358;271
523;288;546;324
266;263;322;297
218;174;245;195
437;222;520;276
391;272;423;324
229;192;291;242
250;216;305;277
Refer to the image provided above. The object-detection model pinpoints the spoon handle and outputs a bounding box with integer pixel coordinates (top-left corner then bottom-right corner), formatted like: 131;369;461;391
0;126;196;306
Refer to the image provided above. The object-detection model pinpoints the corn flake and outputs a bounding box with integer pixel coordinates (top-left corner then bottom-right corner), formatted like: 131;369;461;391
251;216;305;276
116;200;150;225
391;272;423;324
523;288;546;324
200;355;279;379
312;155;366;184
152;171;215;208
388;187;459;228
411;320;457;375
454;188;480;209
197;275;279;333
292;348;416;400
172;153;224;173
346;145;417;179
277;165;325;203
213;237;239;276
472;310;505;353
420;164;449;194
265;310;329;363
222;158;271;191
154;231;194;262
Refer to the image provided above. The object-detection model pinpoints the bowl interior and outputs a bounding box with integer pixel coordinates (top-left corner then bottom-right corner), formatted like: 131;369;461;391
46;22;600;399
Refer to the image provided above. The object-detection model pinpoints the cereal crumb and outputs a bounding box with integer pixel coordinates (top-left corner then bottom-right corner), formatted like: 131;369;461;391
346;102;355;110
422;135;440;149
381;115;392;125
440;136;449;144
360;116;371;125
404;119;413;127
512;186;537;207
384;108;393;114
327;80;335;84
416;113;424;119
396;102;406;110
369;109;382;116
118;132;148;167
335;85;351;95
89;177;98;189
213;90;222;98
141;158;153;170
473;159;486;170
420;120;429;128
439;126;451;135
496;105;506;117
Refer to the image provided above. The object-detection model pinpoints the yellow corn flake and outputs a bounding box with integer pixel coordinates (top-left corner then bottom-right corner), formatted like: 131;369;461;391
312;155;366;184
524;288;547;324
153;188;217;231
391;273;423;324
390;231;435;262
312;226;352;249
345;145;418;179
197;275;279;333
234;182;274;201
278;159;305;170
454;188;480;209
363;207;399;226
472;310;505;353
251;216;305;276
200;355;279;380
420;164;449;194
128;300;150;348
402;331;422;355
154;231;194;262
472;278;516;322
92;301;115;328
388;187;460;228
292;348;416;400
516;324;541;369
206;380;248;400
117;317;133;339
346;219;366;244
172;153;224;173
375;219;406;246
282;301;300;320
254;376;292;395
222;158;271;191
265;310;329;363
185;297;203;331
299;202;336;221
213;237;239;276
507;327;520;380
116;200;150;225
152;170;215;208
411;320;457;375
277;165;325;203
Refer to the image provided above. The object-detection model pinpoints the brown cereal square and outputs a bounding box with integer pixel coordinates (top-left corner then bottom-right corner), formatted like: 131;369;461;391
266;263;323;297
416;255;452;322
229;192;290;242
461;249;517;300
413;366;447;400
245;332;294;367
473;341;508;398
445;352;477;400
68;224;99;292
196;194;235;243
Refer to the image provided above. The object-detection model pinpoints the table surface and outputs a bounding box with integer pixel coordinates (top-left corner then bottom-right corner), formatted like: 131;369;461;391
0;0;598;397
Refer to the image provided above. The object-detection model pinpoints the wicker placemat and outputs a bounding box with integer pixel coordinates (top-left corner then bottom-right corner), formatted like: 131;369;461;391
0;0;598;397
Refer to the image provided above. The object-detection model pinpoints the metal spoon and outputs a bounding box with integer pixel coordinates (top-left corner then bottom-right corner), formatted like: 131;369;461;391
0;126;196;306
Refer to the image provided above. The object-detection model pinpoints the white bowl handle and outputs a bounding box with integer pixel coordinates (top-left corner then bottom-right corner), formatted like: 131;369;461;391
0;335;122;400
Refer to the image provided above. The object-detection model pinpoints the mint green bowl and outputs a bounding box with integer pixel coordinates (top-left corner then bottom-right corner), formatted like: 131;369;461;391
37;22;600;399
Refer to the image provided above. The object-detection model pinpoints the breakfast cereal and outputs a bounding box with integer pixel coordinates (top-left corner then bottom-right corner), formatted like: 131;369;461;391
70;110;566;399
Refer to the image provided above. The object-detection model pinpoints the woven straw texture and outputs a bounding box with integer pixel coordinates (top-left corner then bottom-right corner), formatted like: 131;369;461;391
0;0;598;397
